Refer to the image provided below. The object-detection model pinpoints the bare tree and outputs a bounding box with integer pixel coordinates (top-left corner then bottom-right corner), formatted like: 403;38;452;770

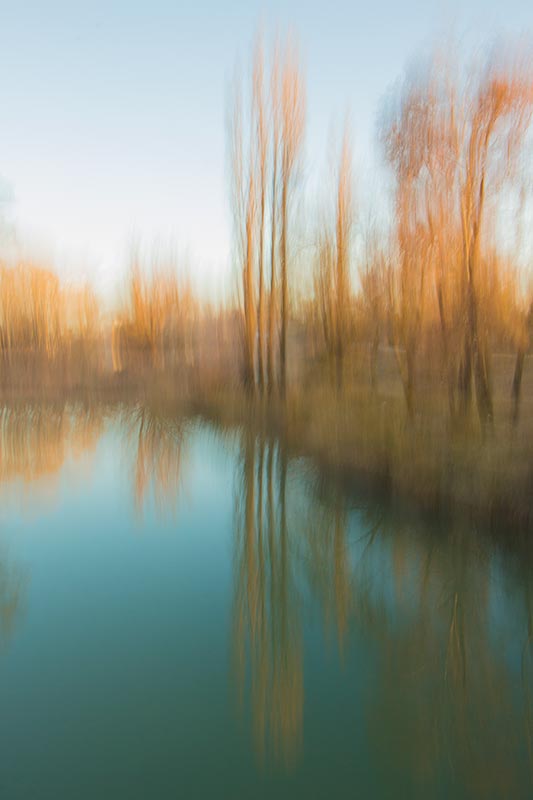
360;224;389;391
382;48;533;424
253;41;268;393
229;67;257;392
312;225;336;370
312;124;354;388
267;47;281;396
333;125;353;388
279;42;305;397
456;58;533;427
382;78;433;416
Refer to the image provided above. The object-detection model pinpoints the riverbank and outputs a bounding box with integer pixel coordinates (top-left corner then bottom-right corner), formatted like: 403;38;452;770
189;382;533;538
1;360;532;537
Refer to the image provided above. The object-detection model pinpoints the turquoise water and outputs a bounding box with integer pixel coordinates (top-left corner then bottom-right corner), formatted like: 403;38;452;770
0;404;531;798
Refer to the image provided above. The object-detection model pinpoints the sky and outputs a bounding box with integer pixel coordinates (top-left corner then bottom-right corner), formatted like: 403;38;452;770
0;0;533;301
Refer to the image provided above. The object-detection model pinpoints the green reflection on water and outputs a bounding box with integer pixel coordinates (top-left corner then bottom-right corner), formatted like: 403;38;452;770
0;400;530;799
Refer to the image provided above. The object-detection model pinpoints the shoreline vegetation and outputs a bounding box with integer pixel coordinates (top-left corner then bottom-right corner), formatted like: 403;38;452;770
188;366;533;538
1;362;532;538
2;32;533;535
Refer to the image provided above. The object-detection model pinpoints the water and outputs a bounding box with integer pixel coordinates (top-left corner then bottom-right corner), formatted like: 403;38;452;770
0;402;531;799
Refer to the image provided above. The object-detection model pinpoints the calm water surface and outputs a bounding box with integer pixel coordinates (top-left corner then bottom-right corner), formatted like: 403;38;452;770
0;403;531;799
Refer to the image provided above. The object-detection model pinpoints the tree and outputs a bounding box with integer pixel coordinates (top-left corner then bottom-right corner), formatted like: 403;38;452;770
381;77;433;416
333;126;353;388
312;124;354;388
267;47;281;396
229;68;257;392
456;58;533;427
279;42;305;397
381;47;533;424
253;41;268;393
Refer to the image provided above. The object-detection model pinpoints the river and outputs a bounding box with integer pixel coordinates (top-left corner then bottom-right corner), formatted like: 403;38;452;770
0;402;531;798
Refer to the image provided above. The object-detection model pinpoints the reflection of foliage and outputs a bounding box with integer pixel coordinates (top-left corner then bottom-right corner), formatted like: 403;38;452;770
69;404;104;458
362;529;516;796
502;556;533;785
304;495;351;654
233;444;533;790
0;403;103;484
122;405;187;516
0;549;27;647
310;490;533;797
232;433;302;766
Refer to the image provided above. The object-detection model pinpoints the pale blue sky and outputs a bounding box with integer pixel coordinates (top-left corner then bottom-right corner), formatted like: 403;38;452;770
0;0;532;298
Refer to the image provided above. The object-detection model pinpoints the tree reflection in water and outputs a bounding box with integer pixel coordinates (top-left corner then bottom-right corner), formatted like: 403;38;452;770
0;548;26;650
0;403;530;794
0;403;103;485
232;429;533;792
232;431;303;767
122;404;187;518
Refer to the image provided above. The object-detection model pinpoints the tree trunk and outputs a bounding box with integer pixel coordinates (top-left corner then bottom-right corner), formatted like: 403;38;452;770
279;180;288;398
473;337;493;430
458;335;472;416
267;149;278;396
243;175;256;394
257;192;265;394
511;348;525;425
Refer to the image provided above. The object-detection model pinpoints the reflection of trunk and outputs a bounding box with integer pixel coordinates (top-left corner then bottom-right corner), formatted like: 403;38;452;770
445;592;467;691
232;433;301;765
134;408;147;508
267;441;277;671
257;438;265;592
275;443;302;763
522;579;533;758
244;432;256;627
256;439;266;670
334;505;348;654
278;445;288;654
254;437;267;755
